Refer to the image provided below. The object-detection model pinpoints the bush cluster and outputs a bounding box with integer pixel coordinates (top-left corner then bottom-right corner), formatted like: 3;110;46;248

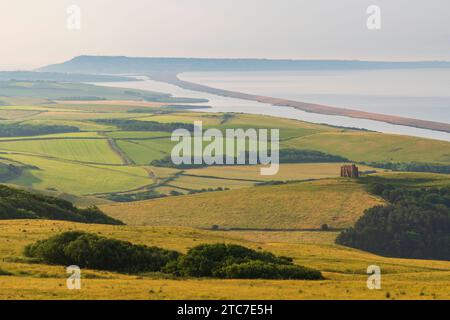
24;232;180;273
163;243;323;280
25;234;323;280
214;260;323;280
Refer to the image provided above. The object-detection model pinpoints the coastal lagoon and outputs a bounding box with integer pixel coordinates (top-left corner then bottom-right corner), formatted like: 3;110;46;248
180;69;450;124
97;72;450;141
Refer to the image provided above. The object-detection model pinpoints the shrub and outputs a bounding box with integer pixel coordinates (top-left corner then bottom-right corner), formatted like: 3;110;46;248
0;268;13;276
173;243;291;277
24;232;180;273
106;190;166;202
164;243;321;280
214;260;324;280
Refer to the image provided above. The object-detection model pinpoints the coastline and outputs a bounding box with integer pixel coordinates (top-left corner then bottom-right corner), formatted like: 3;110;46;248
149;72;450;134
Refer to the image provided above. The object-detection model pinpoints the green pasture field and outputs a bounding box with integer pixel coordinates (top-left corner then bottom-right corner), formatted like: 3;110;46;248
282;131;450;164
115;139;172;165
0;139;123;164
0;154;152;195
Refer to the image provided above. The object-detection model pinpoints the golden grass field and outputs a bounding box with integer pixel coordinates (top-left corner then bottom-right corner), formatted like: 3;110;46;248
0;220;449;300
102;178;384;229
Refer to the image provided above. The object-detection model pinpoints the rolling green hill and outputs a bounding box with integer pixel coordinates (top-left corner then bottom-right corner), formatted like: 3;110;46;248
282;131;450;164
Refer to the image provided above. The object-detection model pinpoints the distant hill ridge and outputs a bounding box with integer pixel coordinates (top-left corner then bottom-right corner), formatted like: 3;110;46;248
0;71;136;82
39;55;450;74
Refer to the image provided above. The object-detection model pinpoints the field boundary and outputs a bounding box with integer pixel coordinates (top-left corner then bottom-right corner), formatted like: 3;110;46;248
102;134;135;165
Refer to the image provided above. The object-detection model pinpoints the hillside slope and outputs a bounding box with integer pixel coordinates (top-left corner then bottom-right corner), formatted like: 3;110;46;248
282;131;450;164
102;179;384;229
0;184;122;225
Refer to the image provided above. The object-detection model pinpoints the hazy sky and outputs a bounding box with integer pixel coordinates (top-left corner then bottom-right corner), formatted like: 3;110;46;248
1;0;449;70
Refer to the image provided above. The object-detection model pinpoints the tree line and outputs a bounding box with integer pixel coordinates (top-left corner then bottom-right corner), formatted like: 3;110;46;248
0;123;79;137
95;119;195;132
362;161;450;175
151;148;348;168
336;183;450;260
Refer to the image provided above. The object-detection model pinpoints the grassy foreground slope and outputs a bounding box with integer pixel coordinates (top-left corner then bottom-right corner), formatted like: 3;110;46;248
0;220;449;300
102;179;384;229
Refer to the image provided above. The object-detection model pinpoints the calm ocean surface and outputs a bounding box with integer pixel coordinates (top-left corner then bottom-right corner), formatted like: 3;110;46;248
96;69;450;141
180;69;450;124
